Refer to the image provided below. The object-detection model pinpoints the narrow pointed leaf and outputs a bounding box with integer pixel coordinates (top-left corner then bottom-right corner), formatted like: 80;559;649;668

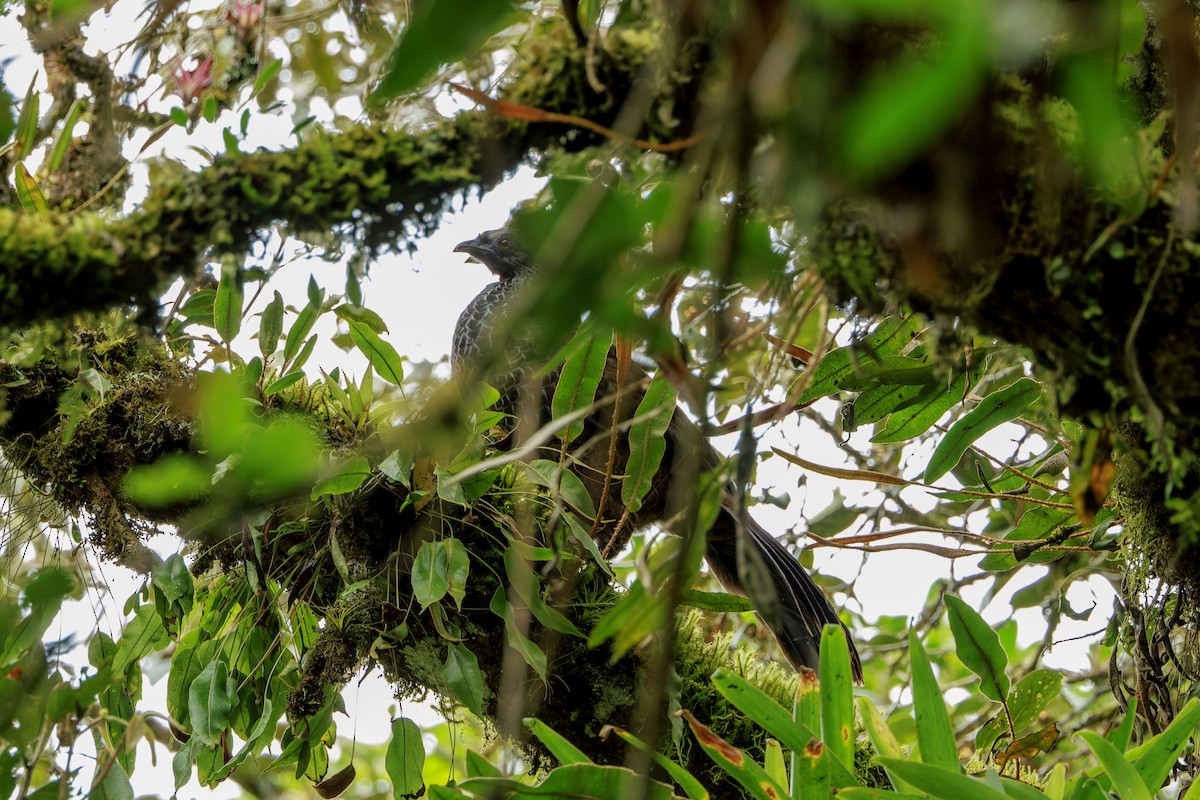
909;627;958;769
348;320;404;384
622;378;676;512
1078;731;1151;800
820;624;855;768
924;378;1041;483
552;328;611;443
524;718;591;765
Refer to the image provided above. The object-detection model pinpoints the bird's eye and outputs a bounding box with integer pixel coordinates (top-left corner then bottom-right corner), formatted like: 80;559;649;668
498;237;511;249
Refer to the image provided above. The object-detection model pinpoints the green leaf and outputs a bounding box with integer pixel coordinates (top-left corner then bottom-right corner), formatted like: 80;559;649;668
412;539;451;608
527;459;597;518
711;669;857;787
841;7;989;180
909;627;958;770
370;0;518;105
111;604;168;676
1078;731;1151;800
443;643;484;717
1132;697;1200;791
310;454;371;499
259;291;284;359
819;624;855;768
14;162;49;217
977;507;1074;571
90;727;135;800
213;260;243;340
602;725;711;800
876;759;1010;800
679;710;787;800
348;320;404;384
455;764;679;798
445;538;470;610
551;328;611;443
385;717;425;798
264;371;305;396
169;106;188;127
836;354;934;392
284;300;320;363
944;594;1009;703
871;353;989;443
490;587;547;680
251;58;283;99
524;718;592;765
189;660;234;747
679;589;756;614
46;98;84;171
622;378;676;512
12;79;38;159
975;669;1062;752
794;740;831;800
798;316;922;404
857;697;922;795
122;454;212;507
924;378;1042;484
334;303;389;333
0;85;15;148
197;370;249;460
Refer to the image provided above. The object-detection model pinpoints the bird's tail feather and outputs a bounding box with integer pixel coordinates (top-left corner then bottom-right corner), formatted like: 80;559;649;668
704;510;862;682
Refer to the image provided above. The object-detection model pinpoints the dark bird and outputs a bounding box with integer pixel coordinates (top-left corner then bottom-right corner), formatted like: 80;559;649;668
452;228;861;680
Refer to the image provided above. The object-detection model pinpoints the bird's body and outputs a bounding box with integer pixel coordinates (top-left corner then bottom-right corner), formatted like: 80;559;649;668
451;228;861;679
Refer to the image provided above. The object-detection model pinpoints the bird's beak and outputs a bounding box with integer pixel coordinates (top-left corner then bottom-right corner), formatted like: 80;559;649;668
454;238;487;263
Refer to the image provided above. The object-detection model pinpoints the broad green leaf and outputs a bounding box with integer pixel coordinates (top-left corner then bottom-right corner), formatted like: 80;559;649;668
385;717;425;798
764;740;787;792
489;588;547;680
334;303;389;333
0;85;14;148
586;580;668;661
944;594;1009;702
602;725;710;800
370;0;517;104
196;370;248;459
794;740;831;800
679;589;756;614
14;163;48;216
924;378;1042;483
264;371;305;396
214;261;244;343
90;728;135;800
189;660;234;746
310;454;371;499
259;291;284;359
711;669;858;788
239;416;322;498
1078;731;1151;800
798;316;922;404
251;58;283;99
909;627;958;770
872;363;983;443
876;759;1010;800
348;320;404;384
445;538;470;610
412;539;451;608
122;454;212;507
2;567;77;667
503;548;581;637
841;6;989;180
975;669;1062;752
111;603;168;676
551;328;611;443
443;643;484;717
820;624;855;768
622;378;676;512
524;718;591;765
837;354;934;392
679;710;787;800
284;300;320;363
1107;697;1137;752
1132;697;1200;791
526;459;597;518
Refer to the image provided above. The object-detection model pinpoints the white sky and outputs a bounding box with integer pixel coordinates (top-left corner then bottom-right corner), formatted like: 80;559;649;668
0;2;1116;796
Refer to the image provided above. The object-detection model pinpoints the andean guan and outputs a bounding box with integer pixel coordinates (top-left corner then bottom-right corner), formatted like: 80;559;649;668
451;228;861;680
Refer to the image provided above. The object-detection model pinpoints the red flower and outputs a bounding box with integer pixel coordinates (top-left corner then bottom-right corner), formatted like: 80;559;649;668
171;56;214;103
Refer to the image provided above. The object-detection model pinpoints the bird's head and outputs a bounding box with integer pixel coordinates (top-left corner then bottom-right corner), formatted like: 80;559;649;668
454;228;535;281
